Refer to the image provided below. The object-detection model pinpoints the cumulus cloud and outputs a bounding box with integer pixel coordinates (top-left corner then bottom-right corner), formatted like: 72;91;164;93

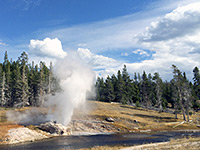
29;38;67;59
126;2;199;80
91;2;200;80
138;2;200;42
132;49;150;56
77;48;121;70
26;1;200;81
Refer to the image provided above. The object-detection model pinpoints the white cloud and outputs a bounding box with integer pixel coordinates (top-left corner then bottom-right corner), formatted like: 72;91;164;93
132;49;150;57
45;11;159;53
133;2;200;80
0;41;6;46
87;1;200;80
29;38;67;59
77;48;121;70
40;0;199;54
28;0;200;81
138;2;200;42
121;52;128;56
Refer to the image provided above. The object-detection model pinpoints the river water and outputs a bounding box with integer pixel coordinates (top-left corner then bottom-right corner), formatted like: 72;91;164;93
0;131;200;150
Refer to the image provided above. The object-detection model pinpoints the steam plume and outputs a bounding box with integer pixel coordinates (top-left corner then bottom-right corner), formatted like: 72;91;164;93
7;54;95;126
46;55;95;125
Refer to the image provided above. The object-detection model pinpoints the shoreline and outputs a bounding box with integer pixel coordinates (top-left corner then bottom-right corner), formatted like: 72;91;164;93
0;129;200;150
1;128;200;146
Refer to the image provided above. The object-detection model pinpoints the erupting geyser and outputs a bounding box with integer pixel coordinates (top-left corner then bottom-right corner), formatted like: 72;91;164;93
45;55;95;125
7;54;95;126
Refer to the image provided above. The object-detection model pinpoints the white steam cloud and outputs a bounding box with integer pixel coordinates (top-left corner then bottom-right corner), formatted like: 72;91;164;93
45;55;95;125
7;54;95;126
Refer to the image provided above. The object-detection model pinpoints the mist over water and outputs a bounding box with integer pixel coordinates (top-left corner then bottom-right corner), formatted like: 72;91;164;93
7;54;95;126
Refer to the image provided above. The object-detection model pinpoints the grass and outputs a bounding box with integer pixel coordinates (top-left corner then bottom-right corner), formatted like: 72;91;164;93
73;101;200;132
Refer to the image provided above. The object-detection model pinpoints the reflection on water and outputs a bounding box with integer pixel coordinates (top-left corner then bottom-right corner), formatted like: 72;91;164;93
0;131;200;150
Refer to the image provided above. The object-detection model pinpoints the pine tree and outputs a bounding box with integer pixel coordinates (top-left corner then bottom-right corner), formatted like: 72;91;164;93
11;61;22;107
21;64;29;106
95;77;105;101
141;71;151;107
172;65;192;121
132;73;141;104
28;63;40;106
193;67;200;100
18;52;29;107
104;76;115;102
28;61;36;105
47;62;53;95
115;70;125;103
122;65;132;104
163;81;173;108
148;73;156;106
3;51;11;107
39;62;46;106
0;71;6;107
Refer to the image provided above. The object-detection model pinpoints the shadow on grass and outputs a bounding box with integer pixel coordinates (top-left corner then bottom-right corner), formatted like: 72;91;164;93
121;112;177;122
120;105;144;111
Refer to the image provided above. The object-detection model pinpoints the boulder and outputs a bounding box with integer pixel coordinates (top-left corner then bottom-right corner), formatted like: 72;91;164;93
105;117;114;122
37;122;71;135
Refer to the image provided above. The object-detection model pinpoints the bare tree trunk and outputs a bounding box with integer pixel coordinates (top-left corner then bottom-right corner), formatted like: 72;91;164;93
182;110;186;121
174;110;178;119
187;112;189;122
186;107;190;122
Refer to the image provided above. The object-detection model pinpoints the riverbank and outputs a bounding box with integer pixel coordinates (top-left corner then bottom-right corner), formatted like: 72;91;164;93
121;137;200;150
82;136;200;150
0;101;200;145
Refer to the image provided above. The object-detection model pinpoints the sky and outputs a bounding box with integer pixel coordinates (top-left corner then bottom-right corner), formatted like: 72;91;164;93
0;0;200;80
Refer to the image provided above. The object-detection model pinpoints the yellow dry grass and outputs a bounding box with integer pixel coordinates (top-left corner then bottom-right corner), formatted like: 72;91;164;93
0;108;24;144
73;101;200;131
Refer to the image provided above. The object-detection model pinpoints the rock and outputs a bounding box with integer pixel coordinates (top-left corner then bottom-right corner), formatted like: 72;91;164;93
6;127;47;144
140;129;151;132
134;120;139;123
105;117;114;122
37;122;71;135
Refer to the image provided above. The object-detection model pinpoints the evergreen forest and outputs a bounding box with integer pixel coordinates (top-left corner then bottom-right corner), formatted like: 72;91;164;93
0;51;60;108
0;51;200;121
96;64;200;121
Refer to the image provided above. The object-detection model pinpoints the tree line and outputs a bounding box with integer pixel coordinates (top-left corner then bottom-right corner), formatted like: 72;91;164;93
1;51;200;121
0;51;60;107
95;65;200;121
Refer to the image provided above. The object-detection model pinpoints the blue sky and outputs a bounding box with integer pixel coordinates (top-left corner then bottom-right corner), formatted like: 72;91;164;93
0;0;200;80
0;0;153;38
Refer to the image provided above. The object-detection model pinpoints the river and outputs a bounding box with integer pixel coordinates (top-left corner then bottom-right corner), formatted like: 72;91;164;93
0;131;200;150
